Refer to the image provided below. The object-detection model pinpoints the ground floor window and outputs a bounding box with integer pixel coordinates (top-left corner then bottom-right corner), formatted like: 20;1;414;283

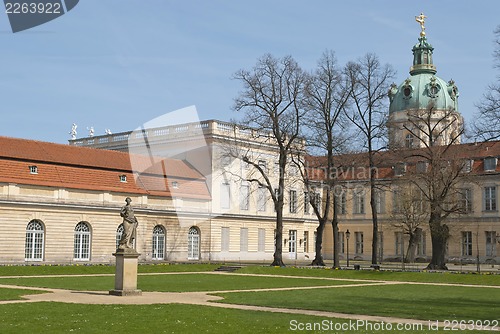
461;231;473;256
74;222;91;261
395;232;404;256
152;225;166;260
188;227;200;260
25;220;44;261
416;230;426;256
355;232;363;254
116;224;124;250
486;231;497;257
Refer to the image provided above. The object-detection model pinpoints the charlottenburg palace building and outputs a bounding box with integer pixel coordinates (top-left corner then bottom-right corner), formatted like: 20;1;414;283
0;21;498;265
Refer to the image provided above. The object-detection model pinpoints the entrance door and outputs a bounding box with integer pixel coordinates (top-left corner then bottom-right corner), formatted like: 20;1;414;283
288;230;297;260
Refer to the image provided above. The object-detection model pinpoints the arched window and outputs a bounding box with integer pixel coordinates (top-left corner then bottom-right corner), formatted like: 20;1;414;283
152;225;166;260
116;224;124;249
74;222;91;261
25;220;44;261
187;227;200;260
405;134;414;148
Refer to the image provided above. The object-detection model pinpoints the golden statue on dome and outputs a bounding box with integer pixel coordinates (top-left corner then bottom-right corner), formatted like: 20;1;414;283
415;12;427;37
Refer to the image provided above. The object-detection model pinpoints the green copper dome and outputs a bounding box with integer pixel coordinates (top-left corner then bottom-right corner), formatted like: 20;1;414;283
388;35;459;113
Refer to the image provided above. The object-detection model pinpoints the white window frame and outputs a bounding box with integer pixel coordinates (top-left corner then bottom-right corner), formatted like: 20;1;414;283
461;231;473;256
220;182;231;210
289;189;297;213
152;225;166;260
257;186;267;212
484;157;497;172
355;232;363;254
74;222;91;261
188;227;200;260
486;231;497;257
239;182;249;210
353;189;365;214
484;186;497;211
25;220;44;261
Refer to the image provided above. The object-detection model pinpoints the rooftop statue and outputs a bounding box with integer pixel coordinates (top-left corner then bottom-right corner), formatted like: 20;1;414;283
415;12;427;37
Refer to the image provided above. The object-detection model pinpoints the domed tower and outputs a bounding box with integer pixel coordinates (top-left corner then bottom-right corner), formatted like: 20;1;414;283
387;13;463;149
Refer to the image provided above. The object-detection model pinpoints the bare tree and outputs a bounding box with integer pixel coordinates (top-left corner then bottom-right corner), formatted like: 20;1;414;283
390;182;428;263
295;50;351;267
473;25;500;141
402;104;467;269
232;54;307;267
344;53;396;265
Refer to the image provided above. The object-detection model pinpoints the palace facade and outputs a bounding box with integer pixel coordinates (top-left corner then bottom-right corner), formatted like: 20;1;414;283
1;22;499;266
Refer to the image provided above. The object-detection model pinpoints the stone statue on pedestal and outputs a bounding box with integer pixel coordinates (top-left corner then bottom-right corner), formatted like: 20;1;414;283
118;197;138;250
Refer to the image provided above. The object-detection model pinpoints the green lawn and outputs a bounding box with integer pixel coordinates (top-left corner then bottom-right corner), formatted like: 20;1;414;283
215;283;500;322
0;263;218;276
238;266;500;285
0;265;498;333
0;273;359;292
0;287;46;301
0;302;477;334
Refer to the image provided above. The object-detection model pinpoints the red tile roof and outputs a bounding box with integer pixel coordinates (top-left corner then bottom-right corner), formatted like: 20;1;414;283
305;141;500;181
0;136;210;199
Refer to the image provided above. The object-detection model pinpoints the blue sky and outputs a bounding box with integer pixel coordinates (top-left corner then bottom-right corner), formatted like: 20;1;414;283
0;0;498;144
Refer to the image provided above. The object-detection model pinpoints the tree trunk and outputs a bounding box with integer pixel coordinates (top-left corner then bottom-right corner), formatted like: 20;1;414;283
426;216;449;270
332;218;340;268
311;220;326;266
405;228;422;263
370;167;379;265
271;208;285;267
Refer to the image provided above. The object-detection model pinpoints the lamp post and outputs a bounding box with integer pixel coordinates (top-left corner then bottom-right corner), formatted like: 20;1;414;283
346;229;350;267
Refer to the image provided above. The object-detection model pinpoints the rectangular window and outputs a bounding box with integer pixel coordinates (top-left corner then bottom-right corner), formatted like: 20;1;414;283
375;189;385;214
484;157;497;172
417;231;426;256
29;165;38;174
304;192;309;214
220;182;231;209
395;232;404;256
484;186;497;211
221;227;230;252
460;188;472;213
486;231;497;257
339;192;347;214
257;186;267;212
258;228;266;252
240;228;248;252
394;163;406;176
393;188;402;213
339;232;345;253
239;183;249;210
462;231;473;256
289;190;297;213
303;231;309;253
313;192;321;210
462;159;473;173
353;189;365;214
355;232;363;254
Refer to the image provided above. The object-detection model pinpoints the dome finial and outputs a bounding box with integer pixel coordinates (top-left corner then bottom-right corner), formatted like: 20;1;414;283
415;12;427;37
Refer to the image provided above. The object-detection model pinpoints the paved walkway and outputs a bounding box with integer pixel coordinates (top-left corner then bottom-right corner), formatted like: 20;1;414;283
0;272;498;330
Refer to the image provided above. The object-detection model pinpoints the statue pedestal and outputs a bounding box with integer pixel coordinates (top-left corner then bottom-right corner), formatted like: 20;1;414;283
109;249;142;296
